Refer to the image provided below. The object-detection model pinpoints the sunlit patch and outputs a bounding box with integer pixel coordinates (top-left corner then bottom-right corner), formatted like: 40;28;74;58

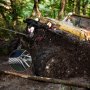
68;12;73;16
28;26;35;37
46;65;50;69
47;22;52;28
34;18;39;21
45;63;51;74
28;26;35;33
67;70;70;74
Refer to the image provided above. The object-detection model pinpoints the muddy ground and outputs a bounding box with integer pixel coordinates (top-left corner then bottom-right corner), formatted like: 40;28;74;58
0;29;90;90
31;30;90;79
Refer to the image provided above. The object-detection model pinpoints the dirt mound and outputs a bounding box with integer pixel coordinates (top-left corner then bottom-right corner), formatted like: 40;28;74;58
31;30;90;79
0;26;90;80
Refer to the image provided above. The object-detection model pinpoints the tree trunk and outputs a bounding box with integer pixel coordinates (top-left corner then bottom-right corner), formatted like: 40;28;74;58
58;0;66;20
71;0;75;12
75;0;80;15
0;12;11;29
73;0;76;13
82;0;88;15
31;0;41;18
10;0;20;30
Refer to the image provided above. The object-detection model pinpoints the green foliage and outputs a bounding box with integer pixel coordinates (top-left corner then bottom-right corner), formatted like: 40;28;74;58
39;0;60;18
0;0;90;29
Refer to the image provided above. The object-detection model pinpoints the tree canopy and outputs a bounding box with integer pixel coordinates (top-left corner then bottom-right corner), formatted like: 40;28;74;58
0;0;90;29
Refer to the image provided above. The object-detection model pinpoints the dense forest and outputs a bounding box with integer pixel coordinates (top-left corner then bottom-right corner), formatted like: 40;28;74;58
0;0;90;30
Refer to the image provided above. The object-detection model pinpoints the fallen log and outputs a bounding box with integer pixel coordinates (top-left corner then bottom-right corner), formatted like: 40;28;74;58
37;15;90;41
0;70;90;89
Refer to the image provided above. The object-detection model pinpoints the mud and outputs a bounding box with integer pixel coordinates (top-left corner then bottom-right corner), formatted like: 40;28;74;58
0;28;90;90
1;73;89;90
0;73;62;90
0;29;90;79
30;30;90;80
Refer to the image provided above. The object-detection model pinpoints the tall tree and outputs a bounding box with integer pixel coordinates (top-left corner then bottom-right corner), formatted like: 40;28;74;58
58;0;66;19
0;0;19;29
31;0;41;18
75;0;81;15
82;0;88;15
0;0;11;28
0;0;28;29
10;0;19;29
67;0;75;12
